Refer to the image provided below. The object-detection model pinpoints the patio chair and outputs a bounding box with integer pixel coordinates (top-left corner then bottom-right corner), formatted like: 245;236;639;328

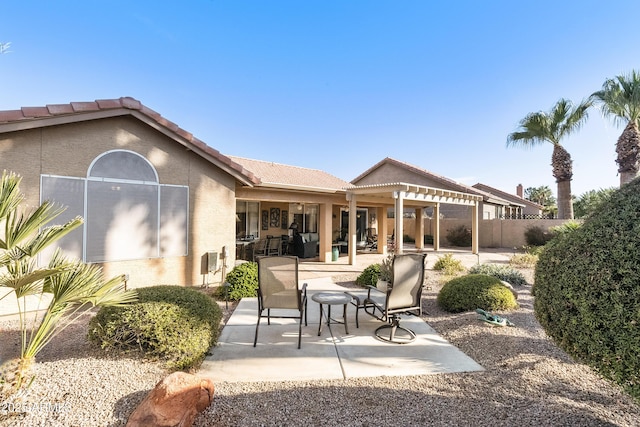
267;236;281;256
254;256;308;349
252;238;268;260
363;253;426;344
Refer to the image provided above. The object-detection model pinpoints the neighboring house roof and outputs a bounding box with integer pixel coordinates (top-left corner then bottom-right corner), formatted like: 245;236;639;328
0;97;260;186
228;156;351;193
352;157;511;205
472;183;544;209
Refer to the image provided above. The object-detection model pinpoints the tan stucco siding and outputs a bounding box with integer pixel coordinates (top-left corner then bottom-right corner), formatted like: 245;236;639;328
0;116;236;288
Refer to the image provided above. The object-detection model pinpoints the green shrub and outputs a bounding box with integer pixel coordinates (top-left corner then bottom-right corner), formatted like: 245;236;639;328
549;220;582;235
468;263;528;286
424;235;434;244
534;180;640;400
524;225;553;246
403;234;415;243
217;261;258;301
356;264;381;287
433;253;465;276
89;285;222;370
446;225;472;247
437;274;519;313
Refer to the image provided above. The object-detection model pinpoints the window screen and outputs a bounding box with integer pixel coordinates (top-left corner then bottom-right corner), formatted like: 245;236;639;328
39;176;85;263
160;185;188;256
86;181;159;262
89;150;158;182
40;150;189;263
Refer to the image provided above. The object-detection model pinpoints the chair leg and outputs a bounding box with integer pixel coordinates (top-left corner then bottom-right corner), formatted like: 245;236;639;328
254;315;261;347
374;316;416;344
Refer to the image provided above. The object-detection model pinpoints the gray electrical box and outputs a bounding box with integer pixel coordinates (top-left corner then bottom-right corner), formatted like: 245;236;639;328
207;251;218;272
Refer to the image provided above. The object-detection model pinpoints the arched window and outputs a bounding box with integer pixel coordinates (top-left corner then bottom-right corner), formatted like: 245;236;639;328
41;150;188;263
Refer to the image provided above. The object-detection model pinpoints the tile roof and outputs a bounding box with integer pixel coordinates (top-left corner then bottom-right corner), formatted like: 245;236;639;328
472;183;544;208
0;97;260;186
352;157;511;205
227;156;351;192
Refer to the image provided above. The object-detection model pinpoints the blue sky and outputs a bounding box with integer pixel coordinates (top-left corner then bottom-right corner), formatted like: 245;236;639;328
2;1;639;197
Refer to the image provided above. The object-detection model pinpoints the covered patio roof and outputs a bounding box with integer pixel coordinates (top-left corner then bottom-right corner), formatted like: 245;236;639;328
345;182;483;264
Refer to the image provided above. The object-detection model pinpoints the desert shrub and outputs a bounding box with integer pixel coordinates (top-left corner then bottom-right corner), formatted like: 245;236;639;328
437;274;519;313
534;180;640;400
468;263;528;286
509;252;538;269
550;220;582;235
446;225;472;247
524;225;553;246
217;261;258;301
432;253;465;276
356;264;381;287
89;285;221;370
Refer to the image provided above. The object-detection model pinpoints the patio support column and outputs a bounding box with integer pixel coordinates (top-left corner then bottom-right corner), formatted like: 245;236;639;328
394;191;404;254
318;202;332;262
433;203;440;251
376;206;387;255
348;194;357;265
471;201;479;254
415;207;424;250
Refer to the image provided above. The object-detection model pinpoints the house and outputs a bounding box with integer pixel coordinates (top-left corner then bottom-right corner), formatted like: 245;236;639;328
0;97;259;289
351;157;511;219
472;183;544;218
0;98;488;293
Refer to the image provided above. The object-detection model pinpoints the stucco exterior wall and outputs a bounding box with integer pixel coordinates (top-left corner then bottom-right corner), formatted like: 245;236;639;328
0;116;236;288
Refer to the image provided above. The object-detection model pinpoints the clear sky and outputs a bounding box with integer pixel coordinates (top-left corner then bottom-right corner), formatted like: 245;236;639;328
2;1;639;198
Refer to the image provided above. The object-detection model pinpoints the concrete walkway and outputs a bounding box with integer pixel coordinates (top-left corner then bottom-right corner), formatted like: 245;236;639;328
199;276;485;383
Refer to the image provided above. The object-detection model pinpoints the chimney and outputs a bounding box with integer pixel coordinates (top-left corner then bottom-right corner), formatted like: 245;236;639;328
516;184;523;198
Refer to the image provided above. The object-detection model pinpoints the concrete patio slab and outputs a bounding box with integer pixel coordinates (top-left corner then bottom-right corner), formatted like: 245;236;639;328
199;278;484;383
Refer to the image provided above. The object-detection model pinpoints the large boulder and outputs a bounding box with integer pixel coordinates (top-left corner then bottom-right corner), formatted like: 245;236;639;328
126;372;215;427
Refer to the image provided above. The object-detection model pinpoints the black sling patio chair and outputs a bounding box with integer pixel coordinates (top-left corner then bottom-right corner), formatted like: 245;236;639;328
254;256;308;349
363;253;427;344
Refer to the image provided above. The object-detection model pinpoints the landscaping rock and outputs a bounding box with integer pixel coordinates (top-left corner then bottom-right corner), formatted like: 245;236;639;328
126;371;214;427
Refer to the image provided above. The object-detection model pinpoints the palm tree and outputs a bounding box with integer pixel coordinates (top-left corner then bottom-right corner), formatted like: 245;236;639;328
507;98;591;219
591;70;640;186
0;171;137;395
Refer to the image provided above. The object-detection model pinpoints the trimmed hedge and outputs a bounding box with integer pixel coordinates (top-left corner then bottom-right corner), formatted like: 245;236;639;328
437;274;518;313
534;179;640;400
88;285;222;370
356;264;381;287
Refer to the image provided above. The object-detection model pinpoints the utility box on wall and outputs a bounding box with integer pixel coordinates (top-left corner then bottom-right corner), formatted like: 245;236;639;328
206;251;218;273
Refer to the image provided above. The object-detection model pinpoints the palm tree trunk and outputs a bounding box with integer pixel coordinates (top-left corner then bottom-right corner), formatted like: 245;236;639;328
616;122;640;186
556;179;574;220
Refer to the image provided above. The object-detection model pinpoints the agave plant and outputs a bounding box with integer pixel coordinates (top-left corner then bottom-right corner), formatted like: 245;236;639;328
0;171;137;394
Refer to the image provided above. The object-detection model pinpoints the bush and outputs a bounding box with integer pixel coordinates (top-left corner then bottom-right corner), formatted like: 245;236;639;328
509;252;538;269
534;180;640;400
468;263;528;286
424;235;434;244
524;225;553;246
437;274;519;313
446;225;472;247
356;264;381;287
89;285;222;370
433;253;465;276
217;261;258;301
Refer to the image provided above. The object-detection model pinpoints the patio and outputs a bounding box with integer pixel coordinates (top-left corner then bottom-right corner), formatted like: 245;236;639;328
200;274;485;382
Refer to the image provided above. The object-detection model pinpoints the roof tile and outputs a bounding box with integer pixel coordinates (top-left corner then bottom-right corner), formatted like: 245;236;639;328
70;101;100;112
46;104;74;115
21;107;50;117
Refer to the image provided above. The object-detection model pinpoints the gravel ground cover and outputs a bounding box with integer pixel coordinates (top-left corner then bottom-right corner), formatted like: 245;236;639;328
1;265;639;426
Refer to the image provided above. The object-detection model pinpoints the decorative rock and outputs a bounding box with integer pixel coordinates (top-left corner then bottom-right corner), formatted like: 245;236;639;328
500;280;519;300
126;371;214;427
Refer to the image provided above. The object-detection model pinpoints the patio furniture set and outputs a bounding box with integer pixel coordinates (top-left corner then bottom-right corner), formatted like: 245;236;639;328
253;253;427;347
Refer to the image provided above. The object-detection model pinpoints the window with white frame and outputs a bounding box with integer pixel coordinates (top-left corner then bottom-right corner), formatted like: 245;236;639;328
40;150;188;263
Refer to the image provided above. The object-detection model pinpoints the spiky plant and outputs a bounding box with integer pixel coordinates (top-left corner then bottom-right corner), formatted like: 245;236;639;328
592;70;640;186
0;171;137;396
507;98;591;219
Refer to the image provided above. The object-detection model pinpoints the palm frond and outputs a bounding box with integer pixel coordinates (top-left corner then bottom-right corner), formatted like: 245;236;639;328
0;171;24;222
4;201;67;249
